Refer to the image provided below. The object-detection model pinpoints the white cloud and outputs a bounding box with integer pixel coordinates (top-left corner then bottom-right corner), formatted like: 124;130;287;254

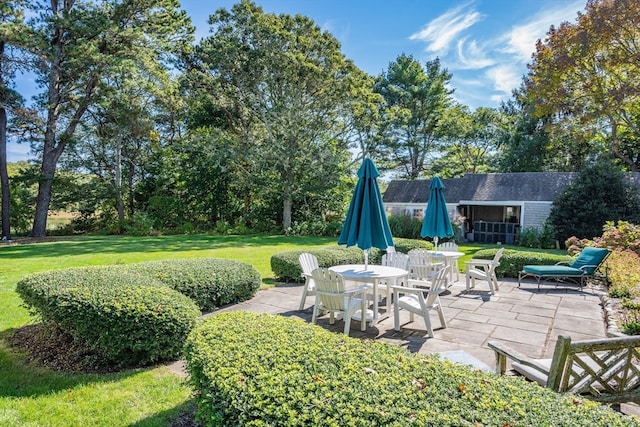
503;0;584;63
409;2;483;54
485;65;522;95
455;38;495;69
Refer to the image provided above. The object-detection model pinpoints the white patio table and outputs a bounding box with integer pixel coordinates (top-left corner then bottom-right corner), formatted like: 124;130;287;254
329;264;408;325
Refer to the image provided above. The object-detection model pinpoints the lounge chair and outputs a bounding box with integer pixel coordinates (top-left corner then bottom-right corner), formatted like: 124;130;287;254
519;247;610;290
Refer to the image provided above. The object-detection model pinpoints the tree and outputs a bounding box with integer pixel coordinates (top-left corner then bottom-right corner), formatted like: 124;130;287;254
186;1;359;230
526;0;640;172
3;0;193;237
374;54;454;178
431;105;502;177
548;161;640;244
0;1;28;240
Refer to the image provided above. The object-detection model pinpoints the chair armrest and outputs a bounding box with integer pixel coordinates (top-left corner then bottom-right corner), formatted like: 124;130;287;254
488;341;550;375
344;285;369;295
391;285;423;295
465;259;493;267
554;261;570;266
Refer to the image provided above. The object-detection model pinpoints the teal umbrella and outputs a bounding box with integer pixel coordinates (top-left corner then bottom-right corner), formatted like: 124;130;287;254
420;176;453;251
338;158;394;269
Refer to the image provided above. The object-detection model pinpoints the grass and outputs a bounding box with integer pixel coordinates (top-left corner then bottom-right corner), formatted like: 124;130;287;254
0;233;335;427
0;235;564;426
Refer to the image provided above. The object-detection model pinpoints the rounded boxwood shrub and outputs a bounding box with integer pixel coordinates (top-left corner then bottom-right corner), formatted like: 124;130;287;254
16;266;200;366
184;312;635;426
126;258;261;311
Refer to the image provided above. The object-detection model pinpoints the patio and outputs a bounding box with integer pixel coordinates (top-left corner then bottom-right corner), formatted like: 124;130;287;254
217;278;606;367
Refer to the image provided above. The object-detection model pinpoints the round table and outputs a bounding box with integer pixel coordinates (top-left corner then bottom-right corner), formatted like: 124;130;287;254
329;264;408;325
428;250;464;282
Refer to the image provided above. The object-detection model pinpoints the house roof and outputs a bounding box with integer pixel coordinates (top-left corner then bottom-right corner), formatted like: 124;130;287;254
383;172;640;204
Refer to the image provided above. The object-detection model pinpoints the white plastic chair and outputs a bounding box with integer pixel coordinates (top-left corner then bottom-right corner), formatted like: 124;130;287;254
465;248;505;295
438;241;460;280
392;265;450;337
407;249;444;290
377;252;410;303
298;253;319;310
311;268;371;334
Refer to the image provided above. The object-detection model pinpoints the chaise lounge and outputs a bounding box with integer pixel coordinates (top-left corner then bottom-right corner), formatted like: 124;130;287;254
519;246;610;290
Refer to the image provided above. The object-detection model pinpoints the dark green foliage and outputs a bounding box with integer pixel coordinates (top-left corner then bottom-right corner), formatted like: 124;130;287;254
388;214;423;239
15;258;261;366
515;223;556;249
129;258;261;311
548;162;640;244
16;267;200;366
270;246;374;282
270;239;431;282
472;248;571;278
184;312;635;426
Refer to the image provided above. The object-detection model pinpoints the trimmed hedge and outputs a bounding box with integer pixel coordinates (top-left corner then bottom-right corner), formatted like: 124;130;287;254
184;312;636;426
16;267;200;366
15;258;261;366
271;238;432;282
125;258;261;311
471;248;572;278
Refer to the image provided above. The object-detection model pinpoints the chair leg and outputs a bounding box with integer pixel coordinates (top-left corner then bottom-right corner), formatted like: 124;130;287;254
487;277;495;295
394;295;401;331
344;314;351;334
436;304;447;329
360;297;367;331
311;296;320;324
298;284;309;311
423;313;434;338
465;273;471;291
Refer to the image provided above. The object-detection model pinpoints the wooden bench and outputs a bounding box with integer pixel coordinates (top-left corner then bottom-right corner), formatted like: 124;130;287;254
489;335;640;404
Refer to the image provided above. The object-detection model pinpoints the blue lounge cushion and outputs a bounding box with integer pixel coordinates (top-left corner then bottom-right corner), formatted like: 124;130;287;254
569;247;610;274
522;265;584;276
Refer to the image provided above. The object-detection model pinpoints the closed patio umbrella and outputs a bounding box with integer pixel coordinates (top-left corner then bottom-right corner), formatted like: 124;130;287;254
421;176;453;252
338;158;394;269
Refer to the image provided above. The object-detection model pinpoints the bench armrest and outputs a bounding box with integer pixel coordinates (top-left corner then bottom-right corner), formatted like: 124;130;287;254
488;341;550;376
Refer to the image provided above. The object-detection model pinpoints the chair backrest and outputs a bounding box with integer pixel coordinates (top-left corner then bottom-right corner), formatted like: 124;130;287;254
381;252;409;270
547;335;640;401
492;247;505;266
424;265;450;305
408;249;441;280
439;241;458;251
311;268;346;310
569;247;611;274
299;253;319;276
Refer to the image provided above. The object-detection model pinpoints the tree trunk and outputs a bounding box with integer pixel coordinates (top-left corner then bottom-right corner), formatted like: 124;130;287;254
0;39;10;240
0;100;10;240
31;155;58;237
283;195;292;230
115;136;125;221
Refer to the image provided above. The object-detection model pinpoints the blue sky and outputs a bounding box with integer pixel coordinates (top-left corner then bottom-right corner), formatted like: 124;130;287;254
182;0;585;108
8;0;585;162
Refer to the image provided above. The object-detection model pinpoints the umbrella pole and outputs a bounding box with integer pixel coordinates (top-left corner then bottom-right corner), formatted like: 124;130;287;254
434;236;439;253
364;249;369;270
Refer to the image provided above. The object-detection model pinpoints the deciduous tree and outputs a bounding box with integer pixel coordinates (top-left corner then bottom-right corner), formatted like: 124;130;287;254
527;0;640;171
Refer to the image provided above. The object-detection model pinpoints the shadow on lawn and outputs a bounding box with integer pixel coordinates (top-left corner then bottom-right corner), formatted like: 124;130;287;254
0;327;153;399
0;234;334;259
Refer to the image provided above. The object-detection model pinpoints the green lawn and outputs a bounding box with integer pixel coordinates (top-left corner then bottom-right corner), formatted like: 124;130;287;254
0;234;335;427
0;235;563;426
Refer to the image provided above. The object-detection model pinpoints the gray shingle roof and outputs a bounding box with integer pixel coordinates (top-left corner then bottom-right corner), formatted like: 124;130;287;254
383;172;640;204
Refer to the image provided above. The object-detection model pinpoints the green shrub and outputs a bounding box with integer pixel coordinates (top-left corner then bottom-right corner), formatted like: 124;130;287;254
127;258;261;311
270;240;432;282
184;312;634;426
16;267;200;366
388;214;423;239
270;246;372;282
471;248;571;278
